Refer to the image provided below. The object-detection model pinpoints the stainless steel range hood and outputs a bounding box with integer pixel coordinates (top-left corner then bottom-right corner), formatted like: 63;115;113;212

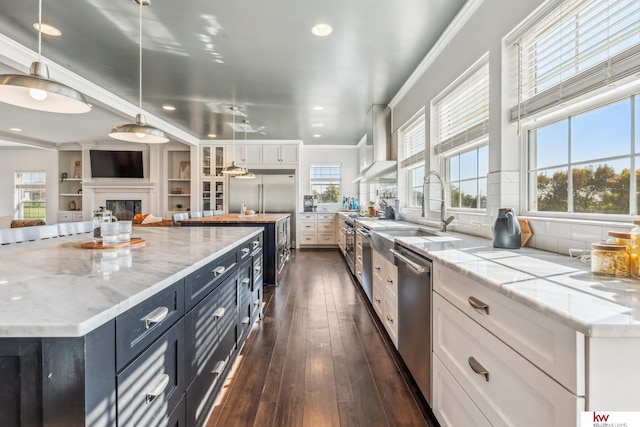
354;104;396;183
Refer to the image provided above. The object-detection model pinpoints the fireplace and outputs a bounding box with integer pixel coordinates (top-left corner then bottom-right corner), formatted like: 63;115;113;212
106;200;141;220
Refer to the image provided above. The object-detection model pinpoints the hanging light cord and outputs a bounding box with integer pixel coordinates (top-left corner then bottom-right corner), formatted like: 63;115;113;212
138;0;143;115
37;0;42;61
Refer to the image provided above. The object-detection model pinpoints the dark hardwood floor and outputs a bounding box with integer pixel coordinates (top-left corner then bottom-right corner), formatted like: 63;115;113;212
206;249;436;427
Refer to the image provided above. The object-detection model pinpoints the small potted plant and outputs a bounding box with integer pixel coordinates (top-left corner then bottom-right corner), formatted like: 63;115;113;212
176;203;183;210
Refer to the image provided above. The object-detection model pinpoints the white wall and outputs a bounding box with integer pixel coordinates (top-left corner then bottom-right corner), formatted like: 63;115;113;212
0;146;59;223
298;145;359;212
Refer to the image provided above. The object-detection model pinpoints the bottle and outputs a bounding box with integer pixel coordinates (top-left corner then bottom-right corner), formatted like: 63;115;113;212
241;200;246;216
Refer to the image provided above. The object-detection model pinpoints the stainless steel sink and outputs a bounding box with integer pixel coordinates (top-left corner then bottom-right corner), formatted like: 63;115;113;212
379;228;438;237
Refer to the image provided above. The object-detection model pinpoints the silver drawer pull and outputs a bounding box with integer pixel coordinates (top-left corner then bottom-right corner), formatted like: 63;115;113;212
145;373;170;404
212;307;226;319
212;266;226;277
212;360;226;376
386;315;394;323
374;265;381;271
143;306;169;329
386;278;393;284
375;297;381;303
254;299;260;306
252;240;260;248
241;248;250;257
468;357;489;381
468;296;490;315
242;278;251;286
242;316;251;325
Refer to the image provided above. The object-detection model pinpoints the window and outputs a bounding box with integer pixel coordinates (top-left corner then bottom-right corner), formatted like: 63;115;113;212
528;97;639;215
446;146;489;208
433;59;489;209
511;0;640;120
399;115;425;207
15;171;46;220
310;164;341;204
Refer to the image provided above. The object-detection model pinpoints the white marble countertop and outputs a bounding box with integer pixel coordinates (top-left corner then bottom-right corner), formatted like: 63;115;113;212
0;226;262;338
377;227;640;338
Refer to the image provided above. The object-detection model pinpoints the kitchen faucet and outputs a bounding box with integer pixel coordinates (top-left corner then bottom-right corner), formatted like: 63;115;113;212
422;170;455;232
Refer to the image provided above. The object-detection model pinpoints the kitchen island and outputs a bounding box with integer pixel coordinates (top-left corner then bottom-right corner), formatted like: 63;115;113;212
181;213;290;286
365;225;640;426
0;226;263;427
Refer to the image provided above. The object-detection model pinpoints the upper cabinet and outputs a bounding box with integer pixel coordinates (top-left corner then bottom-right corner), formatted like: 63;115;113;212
263;144;298;164
227;143;299;166
202;146;225;178
228;144;262;165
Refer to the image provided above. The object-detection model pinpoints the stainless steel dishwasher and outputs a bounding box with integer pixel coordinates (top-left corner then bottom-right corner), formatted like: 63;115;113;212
391;244;432;405
356;226;373;303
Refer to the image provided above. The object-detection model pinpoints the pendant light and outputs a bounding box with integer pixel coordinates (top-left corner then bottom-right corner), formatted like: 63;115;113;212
222;107;247;175
235;120;256;179
0;0;91;114
109;0;169;144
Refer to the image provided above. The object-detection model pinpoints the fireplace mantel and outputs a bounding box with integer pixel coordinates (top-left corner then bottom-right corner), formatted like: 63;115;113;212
82;181;156;189
83;181;159;217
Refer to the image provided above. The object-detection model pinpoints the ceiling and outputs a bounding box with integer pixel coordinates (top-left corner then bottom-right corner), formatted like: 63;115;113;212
0;0;467;147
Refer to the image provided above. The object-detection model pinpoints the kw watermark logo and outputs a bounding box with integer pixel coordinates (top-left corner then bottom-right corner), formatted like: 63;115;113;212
581;411;640;427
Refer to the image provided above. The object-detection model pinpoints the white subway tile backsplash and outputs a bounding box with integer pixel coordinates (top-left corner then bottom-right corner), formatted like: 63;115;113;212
570;224;603;241
533;235;559;253
545;221;571;239
557;238;587;257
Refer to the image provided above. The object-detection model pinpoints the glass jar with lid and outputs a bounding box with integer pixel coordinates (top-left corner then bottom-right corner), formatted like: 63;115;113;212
631;221;640;278
607;231;633;274
591;243;629;277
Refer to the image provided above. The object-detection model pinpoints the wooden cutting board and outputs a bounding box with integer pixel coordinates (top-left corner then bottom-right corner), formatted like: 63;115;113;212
518;219;533;247
81;238;146;249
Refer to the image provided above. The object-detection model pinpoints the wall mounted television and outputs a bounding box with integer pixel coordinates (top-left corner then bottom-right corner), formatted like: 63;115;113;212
90;150;144;178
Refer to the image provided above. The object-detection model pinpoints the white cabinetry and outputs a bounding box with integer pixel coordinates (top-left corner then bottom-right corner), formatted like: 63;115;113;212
372;249;398;346
201;146;226;213
432;263;585;427
166;150;191;215
263;144;298;164
298;213;336;246
58;150;83;222
229;144;262;165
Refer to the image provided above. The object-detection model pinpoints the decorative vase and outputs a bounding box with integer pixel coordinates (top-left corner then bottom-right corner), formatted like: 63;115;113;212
69;200;77;211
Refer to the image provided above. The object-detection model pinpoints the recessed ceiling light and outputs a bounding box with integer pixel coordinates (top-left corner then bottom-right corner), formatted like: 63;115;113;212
313;105;324;111
311;23;332;37
10;128;22;132
313;134;322;138
33;23;61;37
162;104;176;111
207;133;217;138
312;123;324;127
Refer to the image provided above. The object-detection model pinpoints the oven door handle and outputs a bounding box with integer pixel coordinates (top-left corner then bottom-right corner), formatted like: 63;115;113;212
390;249;426;274
356;229;371;237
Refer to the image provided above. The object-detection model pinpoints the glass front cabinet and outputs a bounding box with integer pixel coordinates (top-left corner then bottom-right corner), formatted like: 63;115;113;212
201;146;226;212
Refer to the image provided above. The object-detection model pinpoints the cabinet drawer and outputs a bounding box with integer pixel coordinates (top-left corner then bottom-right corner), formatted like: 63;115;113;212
184;273;237;383
117;319;185;427
237;238;256;264
433;355;491;427
317;220;335;232
72;211;84;221
299;220;317;232
433;263;584;394
238;261;252;300
185;250;237;310
300;233;317;244
317;213;335;221
433;294;583;426
299;213;316;220
383;298;398;347
383;266;397;300
57;211;72;222
116;279;184;371
253;252;263;286
151;395;186;427
317;233;335;244
372;283;384;318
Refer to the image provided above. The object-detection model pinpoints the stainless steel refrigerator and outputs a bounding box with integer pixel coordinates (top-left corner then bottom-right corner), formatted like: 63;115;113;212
229;169;296;247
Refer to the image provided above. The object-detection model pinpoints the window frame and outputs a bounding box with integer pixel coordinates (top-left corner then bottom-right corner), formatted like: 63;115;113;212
431;55;489;213
521;85;640;221
14;171;46;220
398;111;426;209
309;163;342;205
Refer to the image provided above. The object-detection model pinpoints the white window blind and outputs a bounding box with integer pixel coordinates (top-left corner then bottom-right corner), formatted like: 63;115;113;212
511;0;640;121
434;62;489;155
400;116;425;168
